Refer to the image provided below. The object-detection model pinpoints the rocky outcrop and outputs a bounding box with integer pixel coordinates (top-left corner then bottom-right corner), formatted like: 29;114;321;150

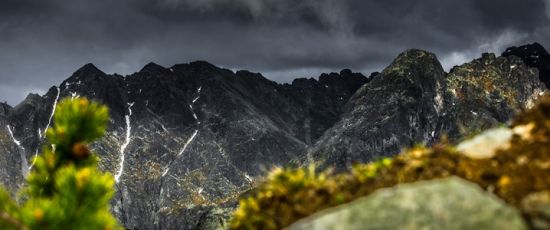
308;49;546;169
502;42;550;88
288;178;527;230
307;50;446;169
443;53;545;139
0;103;23;193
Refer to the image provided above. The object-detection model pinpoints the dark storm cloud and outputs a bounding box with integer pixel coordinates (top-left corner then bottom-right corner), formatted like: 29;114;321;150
0;0;549;105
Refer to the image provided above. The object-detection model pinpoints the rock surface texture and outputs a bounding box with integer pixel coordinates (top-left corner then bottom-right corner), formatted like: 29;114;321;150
0;62;368;229
308;49;545;169
502;42;550;88
288;177;527;230
0;44;546;229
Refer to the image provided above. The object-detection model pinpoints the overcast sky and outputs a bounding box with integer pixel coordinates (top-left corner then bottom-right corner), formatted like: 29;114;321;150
1;0;550;105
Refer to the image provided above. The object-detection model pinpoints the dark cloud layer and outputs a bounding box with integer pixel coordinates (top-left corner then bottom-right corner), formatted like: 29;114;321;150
1;0;549;105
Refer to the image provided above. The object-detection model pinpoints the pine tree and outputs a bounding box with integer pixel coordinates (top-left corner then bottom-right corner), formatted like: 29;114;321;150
0;98;119;230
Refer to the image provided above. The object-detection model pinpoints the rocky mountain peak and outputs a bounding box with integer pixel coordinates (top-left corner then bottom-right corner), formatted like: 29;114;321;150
339;69;353;75
7;93;47;151
62;63;110;89
308;49;447;169
389;49;440;68
318;69;367;84
502;42;550;87
364;49;445;99
307;46;546;170
172;61;222;72
481;52;497;60
285;69;368;90
14;94;43;109
379;49;445;88
290;77;317;87
169;61;234;81
188;60;218;68
139;62;168;75
74;63;105;76
503;42;548;57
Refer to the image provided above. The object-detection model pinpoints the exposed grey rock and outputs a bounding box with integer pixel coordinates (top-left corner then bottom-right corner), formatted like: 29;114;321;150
502;42;550;88
0;43;547;229
0;61;366;229
442;53;545;139
308;49;546;170
288;177;528;230
0;102;10;117
307;49;447;168
0;103;24;194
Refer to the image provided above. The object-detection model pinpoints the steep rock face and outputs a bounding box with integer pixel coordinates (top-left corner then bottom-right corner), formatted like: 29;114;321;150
1;93;60;190
115;63;308;229
8;94;49;158
0;62;367;229
0;103;10;117
308;49;446;168
308;50;546;169
0;103;23;193
502;42;550;88
279;69;369;144
442;53;545;139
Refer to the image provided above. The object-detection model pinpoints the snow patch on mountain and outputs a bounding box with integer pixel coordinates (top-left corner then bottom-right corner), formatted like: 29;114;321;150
7;125;29;176
43;87;60;137
115;102;134;183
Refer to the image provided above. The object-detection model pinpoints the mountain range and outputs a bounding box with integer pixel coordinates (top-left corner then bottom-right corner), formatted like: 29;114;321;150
0;43;548;229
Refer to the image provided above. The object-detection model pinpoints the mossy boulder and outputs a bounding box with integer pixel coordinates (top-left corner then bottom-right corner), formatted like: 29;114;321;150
288;177;527;230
